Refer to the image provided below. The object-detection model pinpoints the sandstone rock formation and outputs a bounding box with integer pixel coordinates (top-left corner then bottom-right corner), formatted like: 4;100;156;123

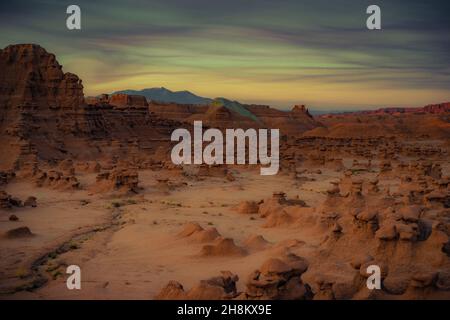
108;93;148;109
0;191;22;209
200;238;247;257
177;222;221;243
0;44;184;176
243;254;312;300
150;101;322;135
93;167;139;194
156;271;239;300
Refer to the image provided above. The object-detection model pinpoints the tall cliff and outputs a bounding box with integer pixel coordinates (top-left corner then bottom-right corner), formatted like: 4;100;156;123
0;44;179;172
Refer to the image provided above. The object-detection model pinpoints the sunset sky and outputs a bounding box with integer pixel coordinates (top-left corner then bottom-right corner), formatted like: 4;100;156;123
1;0;449;110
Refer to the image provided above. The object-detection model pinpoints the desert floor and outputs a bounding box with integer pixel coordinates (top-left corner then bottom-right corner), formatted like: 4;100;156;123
1;152;449;300
0;165;336;299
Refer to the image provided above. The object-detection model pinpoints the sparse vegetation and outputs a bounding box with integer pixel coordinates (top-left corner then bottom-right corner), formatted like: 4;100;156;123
15;267;29;279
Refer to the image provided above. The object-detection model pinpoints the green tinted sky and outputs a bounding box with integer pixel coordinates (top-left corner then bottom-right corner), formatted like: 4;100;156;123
1;0;449;110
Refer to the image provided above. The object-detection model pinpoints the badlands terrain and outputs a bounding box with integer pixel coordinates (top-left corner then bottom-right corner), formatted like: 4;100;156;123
0;44;449;300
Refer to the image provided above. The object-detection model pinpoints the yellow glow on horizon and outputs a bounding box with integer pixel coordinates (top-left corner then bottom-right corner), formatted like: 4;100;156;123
79;69;449;110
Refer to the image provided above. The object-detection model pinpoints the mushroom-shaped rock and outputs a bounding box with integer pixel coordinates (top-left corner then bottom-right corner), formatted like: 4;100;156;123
190;227;221;243
24;196;37;207
155;281;186;300
243;234;271;251
200;238;247;257
236;201;259;214
260;258;291;276
177;222;203;238
375;224;398;241
398;206;421;222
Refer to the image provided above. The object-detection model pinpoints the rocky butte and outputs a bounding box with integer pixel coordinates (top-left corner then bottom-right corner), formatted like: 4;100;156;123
0;44;184;174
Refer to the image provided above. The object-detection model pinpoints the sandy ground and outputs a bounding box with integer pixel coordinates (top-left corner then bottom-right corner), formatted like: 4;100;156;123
1;149;449;300
0;166;338;299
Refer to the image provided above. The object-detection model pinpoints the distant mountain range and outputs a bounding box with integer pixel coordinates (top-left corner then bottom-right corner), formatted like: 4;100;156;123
113;87;263;121
111;88;450;117
113;87;212;105
111;88;347;115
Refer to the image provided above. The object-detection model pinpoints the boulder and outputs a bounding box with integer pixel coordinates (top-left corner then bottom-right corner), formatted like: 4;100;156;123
24;196;37;207
5;226;33;238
